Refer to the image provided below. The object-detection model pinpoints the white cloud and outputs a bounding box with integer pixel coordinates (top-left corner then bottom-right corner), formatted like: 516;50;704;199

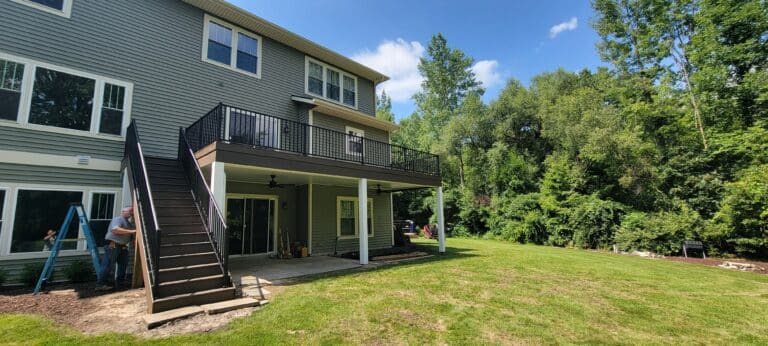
549;17;578;38
471;60;503;89
352;39;425;102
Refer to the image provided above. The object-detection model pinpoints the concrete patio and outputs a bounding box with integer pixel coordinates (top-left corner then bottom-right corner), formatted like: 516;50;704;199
230;255;362;284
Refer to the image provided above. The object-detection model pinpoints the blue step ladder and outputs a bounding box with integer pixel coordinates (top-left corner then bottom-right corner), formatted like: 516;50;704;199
34;203;102;294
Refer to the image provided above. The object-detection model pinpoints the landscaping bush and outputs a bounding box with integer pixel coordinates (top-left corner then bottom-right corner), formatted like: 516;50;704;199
64;260;96;283
614;203;704;255
21;262;48;287
487;193;548;244
567;194;624;249
0;268;6;287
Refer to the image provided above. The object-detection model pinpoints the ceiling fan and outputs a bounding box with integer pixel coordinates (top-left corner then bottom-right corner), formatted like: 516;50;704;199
268;175;285;189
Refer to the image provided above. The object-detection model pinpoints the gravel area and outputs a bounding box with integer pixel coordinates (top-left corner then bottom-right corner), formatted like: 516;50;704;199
662;256;768;275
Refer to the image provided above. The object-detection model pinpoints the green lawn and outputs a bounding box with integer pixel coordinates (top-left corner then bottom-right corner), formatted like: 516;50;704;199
2;238;768;345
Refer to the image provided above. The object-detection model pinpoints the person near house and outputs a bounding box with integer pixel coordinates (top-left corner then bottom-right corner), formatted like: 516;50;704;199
42;229;56;251
96;207;136;291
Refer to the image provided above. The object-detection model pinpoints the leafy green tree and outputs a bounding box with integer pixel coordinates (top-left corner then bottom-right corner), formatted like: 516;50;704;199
375;90;395;122
414;33;483;150
593;0;708;149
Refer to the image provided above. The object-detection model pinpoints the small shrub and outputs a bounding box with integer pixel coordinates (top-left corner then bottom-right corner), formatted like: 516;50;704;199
64;260;95;283
21;262;48;287
0;269;7;287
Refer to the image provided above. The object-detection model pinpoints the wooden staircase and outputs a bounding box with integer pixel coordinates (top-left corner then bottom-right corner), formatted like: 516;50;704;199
144;157;236;312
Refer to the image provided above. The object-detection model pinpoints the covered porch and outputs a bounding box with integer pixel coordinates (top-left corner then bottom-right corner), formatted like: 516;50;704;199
200;162;446;265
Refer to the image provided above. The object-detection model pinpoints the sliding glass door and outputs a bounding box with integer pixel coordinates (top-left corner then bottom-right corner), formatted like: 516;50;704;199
226;196;276;256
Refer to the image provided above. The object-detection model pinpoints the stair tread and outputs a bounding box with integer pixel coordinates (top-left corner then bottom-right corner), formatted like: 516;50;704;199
153;286;235;303
158;274;224;287
160;241;211;247
159;251;215;260
159;263;220;273
162;232;208;236
160;222;203;227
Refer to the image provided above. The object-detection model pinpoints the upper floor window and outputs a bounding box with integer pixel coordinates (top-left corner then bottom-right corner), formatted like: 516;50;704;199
0;53;133;138
11;0;72;17
343;76;356;107
203;15;262;78
305;57;358;109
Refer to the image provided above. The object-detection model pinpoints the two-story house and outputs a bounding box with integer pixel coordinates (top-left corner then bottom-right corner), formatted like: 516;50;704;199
0;0;444;312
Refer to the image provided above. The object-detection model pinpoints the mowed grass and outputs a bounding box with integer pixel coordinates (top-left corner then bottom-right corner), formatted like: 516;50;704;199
2;238;768;345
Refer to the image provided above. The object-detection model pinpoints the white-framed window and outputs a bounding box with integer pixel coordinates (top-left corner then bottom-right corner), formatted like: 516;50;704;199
10;0;73;18
88;191;116;248
0;52;133;139
336;196;373;239
0;183;120;257
345;126;364;156
305;57;358;109
0;188;6;242
343;75;356;107
202;14;262;78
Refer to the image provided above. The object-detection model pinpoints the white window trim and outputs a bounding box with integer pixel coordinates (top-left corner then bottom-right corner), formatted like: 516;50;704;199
0;51;133;141
0;183;121;259
336;196;374;239
345;126;365;156
202;14;263;79
85;191;118;250
305;56;358;110
10;0;73;18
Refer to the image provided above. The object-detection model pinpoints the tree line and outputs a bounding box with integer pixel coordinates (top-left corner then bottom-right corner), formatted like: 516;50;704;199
382;0;768;258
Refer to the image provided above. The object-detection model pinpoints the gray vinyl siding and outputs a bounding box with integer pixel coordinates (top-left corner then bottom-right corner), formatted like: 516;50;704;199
0;127;123;161
310;185;392;255
0;252;135;286
0;0;377;159
295;185;309;245
312;112;389;142
357;78;376;116
0;163;121;187
311;111;391;166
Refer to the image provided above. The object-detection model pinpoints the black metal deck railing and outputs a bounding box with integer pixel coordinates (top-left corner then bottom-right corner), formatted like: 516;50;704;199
125;121;161;296
186;103;441;176
178;127;230;286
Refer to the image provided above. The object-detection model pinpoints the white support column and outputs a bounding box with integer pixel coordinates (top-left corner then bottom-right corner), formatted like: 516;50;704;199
121;168;131;208
358;178;369;265
437;186;446;253
211;161;227;212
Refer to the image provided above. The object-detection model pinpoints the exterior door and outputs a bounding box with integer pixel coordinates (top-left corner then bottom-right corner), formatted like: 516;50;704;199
226;197;275;256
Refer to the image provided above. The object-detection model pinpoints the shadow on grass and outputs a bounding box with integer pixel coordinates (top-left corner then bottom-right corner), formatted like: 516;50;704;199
0;279;136;299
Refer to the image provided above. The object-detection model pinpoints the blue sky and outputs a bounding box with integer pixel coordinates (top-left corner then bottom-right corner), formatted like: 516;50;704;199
230;0;606;121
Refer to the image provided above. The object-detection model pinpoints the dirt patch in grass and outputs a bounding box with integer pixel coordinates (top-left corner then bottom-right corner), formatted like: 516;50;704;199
0;283;257;338
662;256;768;275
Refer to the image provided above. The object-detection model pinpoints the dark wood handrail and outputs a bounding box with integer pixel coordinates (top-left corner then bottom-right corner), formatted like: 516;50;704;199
125;120;161;293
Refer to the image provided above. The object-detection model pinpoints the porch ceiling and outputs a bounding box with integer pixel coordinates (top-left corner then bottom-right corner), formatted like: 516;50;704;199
223;163;431;191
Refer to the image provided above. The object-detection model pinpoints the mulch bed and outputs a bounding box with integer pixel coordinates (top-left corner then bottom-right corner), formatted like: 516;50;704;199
662;256;768;275
0;283;115;324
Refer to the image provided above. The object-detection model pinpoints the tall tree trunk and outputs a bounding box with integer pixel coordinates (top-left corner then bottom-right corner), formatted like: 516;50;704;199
672;47;708;151
457;150;466;188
